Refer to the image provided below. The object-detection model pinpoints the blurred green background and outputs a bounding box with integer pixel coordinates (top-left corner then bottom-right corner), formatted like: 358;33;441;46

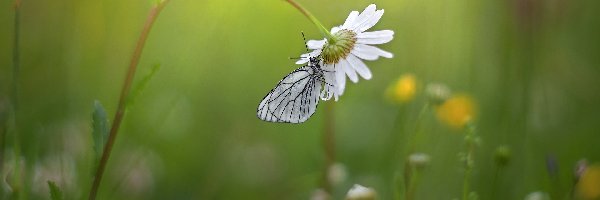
1;0;600;199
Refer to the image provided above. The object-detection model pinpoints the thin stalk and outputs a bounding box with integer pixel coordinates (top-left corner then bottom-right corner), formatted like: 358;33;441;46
490;166;500;200
393;171;402;200
285;0;334;41
10;0;23;198
388;106;405;200
321;101;335;194
405;165;420;200
395;103;429;200
408;103;429;152
462;124;476;200
462;154;473;200
12;0;21;110
88;1;170;199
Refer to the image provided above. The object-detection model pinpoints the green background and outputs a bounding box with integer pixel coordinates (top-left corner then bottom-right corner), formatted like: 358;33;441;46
1;0;599;199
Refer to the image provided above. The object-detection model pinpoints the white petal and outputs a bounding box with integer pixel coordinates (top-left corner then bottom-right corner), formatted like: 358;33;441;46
331;26;341;34
295;52;309;64
342;11;359;29
356;30;394;44
307;39;326;50
349;4;377;31
320;87;332;100
346;54;372;80
351;44;393;60
296;50;320;64
341;59;359;83
308;49;322;57
356;10;384;32
320;64;338;101
296;58;308;64
335;64;346;95
350;45;378;60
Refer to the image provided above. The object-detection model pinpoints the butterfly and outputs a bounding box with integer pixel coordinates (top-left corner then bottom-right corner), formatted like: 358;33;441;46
257;56;335;123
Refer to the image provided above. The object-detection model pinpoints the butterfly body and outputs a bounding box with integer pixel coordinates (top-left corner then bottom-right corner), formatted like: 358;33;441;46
257;57;329;123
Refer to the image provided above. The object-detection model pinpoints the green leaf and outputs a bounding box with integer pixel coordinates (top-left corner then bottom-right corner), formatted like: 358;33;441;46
91;100;109;161
127;63;161;108
47;181;63;200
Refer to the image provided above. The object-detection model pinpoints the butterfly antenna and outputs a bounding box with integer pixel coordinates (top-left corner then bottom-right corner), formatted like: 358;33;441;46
301;31;309;53
301;31;323;62
289;32;311;60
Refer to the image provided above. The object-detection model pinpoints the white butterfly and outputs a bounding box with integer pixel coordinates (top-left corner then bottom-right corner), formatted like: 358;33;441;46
257;56;335;123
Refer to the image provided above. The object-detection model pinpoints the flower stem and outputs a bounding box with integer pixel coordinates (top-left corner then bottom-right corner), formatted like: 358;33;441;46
285;0;334;41
490;166;500;200
321;101;335;194
12;0;21;110
462;164;472;200
394;103;429;200
388;106;406;200
409;103;430;152
9;0;24;198
462;123;477;200
87;1;170;199
405;165;420;200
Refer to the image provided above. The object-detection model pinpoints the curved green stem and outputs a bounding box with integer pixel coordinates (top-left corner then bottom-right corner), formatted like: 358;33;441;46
88;1;170;199
285;0;334;41
321;101;335;194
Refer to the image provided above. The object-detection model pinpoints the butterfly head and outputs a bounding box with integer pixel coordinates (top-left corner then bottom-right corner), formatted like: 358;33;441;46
309;56;320;64
307;55;323;67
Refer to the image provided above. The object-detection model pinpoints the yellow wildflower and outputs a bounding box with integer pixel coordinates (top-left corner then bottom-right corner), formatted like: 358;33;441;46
578;164;600;200
386;74;417;104
435;94;476;129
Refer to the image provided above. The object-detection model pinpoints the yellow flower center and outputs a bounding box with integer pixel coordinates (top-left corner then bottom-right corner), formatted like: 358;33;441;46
321;29;357;64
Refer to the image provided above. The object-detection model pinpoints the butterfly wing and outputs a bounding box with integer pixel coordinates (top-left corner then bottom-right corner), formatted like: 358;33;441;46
257;65;323;123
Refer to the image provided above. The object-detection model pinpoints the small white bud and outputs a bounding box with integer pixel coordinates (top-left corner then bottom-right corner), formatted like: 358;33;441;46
524;191;550;200
328;163;348;186
310;188;330;200
425;83;451;105
346;184;377;200
408;153;431;169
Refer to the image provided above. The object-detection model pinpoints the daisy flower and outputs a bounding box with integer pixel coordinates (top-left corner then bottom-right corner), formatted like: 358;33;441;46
297;4;394;100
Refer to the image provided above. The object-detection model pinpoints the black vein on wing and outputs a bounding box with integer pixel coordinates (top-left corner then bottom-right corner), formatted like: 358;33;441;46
257;58;329;123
